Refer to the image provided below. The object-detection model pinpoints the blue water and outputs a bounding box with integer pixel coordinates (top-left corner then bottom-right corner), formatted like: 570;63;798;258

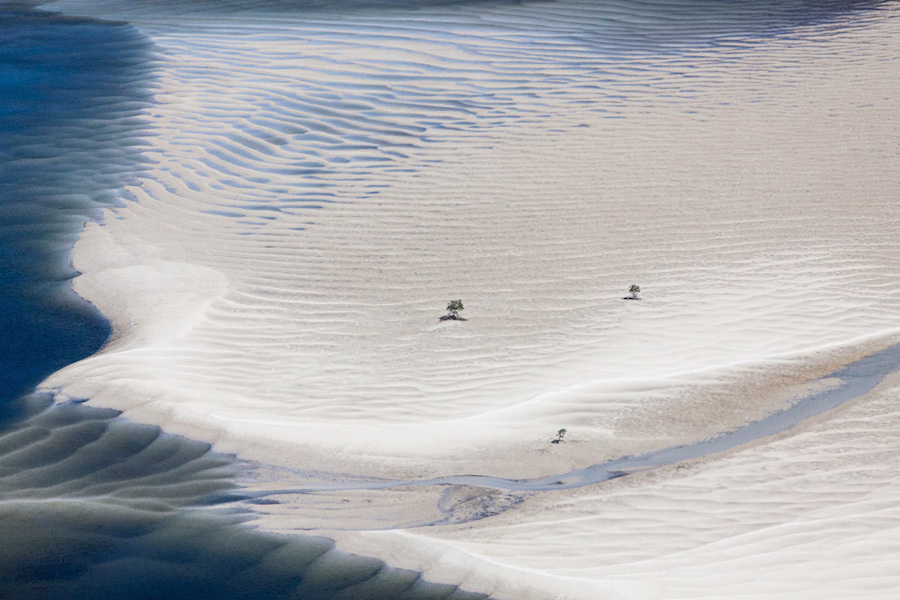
0;9;145;408
0;8;491;599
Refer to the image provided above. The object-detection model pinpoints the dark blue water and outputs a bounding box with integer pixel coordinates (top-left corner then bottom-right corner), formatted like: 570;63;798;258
0;9;148;409
0;9;492;599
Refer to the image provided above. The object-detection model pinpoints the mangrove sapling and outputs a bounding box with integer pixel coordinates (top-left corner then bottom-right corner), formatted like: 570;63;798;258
626;284;641;300
551;428;567;444
440;299;467;321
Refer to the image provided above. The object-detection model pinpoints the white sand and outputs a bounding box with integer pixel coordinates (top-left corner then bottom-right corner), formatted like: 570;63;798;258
320;370;900;600
41;0;900;597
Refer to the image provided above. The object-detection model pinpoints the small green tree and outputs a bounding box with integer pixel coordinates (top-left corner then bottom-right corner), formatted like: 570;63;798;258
628;284;641;300
552;428;567;444
441;299;466;321
447;299;464;317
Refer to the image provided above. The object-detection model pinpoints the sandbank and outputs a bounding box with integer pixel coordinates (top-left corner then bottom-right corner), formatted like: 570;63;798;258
39;1;900;597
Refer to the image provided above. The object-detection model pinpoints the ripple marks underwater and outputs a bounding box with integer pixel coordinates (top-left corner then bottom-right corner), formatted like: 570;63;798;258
0;395;492;600
0;8;155;404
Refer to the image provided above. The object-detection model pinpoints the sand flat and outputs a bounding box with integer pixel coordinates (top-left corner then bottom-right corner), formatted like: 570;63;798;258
39;0;900;597
321;371;900;599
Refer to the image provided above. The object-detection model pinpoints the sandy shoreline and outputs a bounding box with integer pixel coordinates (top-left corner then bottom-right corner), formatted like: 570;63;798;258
38;0;900;597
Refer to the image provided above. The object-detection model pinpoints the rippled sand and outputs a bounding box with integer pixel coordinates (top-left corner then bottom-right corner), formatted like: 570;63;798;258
40;0;900;597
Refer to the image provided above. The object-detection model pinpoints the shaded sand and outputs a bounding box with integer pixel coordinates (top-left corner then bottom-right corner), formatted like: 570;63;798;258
0;395;496;600
38;0;900;597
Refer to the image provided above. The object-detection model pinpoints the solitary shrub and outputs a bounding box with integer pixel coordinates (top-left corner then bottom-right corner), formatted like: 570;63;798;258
628;284;641;300
441;299;467;321
552;428;567;444
447;299;464;317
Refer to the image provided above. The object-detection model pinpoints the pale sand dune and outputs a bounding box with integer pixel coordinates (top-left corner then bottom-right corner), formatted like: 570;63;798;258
40;1;900;597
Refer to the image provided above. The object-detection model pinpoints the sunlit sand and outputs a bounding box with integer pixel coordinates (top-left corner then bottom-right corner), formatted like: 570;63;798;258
40;0;900;597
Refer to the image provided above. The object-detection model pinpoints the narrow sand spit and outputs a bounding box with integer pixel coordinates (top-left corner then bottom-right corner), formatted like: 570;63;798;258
40;0;900;597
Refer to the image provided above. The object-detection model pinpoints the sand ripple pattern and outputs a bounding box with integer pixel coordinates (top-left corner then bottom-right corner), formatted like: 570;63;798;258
0;395;494;599
45;1;900;475
32;0;900;598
